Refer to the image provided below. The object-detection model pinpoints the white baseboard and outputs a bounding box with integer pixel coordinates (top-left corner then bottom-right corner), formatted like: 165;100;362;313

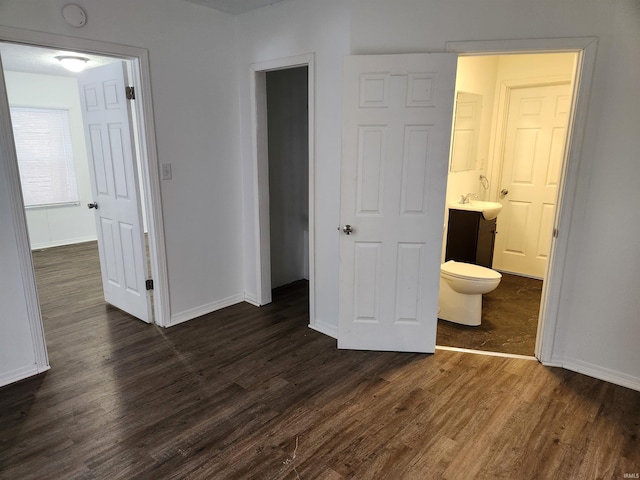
0;363;49;388
31;235;98;251
541;356;564;368
556;356;640;392
309;319;338;339
168;293;244;327
243;292;261;307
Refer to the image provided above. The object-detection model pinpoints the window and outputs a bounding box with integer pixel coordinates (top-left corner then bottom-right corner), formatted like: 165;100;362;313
9;106;80;208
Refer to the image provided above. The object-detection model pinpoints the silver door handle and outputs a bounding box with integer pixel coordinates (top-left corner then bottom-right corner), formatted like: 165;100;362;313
342;225;353;235
500;189;509;197
88;202;98;209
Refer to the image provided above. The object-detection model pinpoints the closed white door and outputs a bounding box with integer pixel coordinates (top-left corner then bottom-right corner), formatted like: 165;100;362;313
493;83;571;278
78;62;152;323
338;54;457;352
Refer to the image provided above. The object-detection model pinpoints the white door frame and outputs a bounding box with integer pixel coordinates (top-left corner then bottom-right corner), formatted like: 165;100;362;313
0;56;49;375
0;27;170;329
250;53;316;319
446;37;598;364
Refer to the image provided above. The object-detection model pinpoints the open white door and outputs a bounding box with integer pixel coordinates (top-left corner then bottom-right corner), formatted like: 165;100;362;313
78;62;152;323
493;83;571;278
338;54;457;352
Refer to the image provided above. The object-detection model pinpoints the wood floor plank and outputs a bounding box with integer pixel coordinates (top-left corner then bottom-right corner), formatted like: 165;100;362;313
1;241;639;479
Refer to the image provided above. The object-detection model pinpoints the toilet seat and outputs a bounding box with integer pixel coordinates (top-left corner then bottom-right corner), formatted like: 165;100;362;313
439;260;502;326
440;260;501;281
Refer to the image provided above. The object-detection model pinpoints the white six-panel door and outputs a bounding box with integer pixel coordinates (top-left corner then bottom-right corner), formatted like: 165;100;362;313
78;62;152;323
493;83;571;279
338;54;457;352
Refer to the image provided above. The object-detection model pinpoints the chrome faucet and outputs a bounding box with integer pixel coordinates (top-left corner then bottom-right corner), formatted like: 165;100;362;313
460;193;478;204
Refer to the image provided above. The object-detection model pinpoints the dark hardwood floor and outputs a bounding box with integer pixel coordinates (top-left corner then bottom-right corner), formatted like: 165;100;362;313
1;241;639;479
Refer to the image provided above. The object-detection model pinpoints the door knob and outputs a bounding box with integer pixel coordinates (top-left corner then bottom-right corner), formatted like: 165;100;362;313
500;189;509;197
88;202;98;209
342;225;353;235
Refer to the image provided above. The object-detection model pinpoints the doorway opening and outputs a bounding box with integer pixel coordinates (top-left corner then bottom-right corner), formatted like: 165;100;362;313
437;51;579;357
266;66;310;296
0;27;170;360
0;41;153;323
251;54;316;328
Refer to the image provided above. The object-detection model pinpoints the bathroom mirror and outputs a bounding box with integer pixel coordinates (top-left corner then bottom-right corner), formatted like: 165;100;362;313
450;91;483;172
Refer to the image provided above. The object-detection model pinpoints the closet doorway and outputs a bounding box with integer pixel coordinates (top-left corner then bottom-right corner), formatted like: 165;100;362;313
250;54;316;328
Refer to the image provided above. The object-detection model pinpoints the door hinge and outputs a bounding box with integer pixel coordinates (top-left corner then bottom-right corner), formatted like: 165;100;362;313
553;228;559;238
125;86;135;100
146;279;153;290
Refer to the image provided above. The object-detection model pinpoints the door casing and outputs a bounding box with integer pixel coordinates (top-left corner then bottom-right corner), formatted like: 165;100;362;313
446;37;598;363
250;54;317;324
0;27;169;337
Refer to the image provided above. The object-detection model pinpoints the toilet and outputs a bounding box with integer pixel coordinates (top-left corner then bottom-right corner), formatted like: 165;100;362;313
438;260;502;326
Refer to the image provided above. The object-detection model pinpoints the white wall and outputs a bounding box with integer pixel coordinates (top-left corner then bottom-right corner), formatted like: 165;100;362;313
2;0;638;392
486;53;576;200
236;0;352;336
0;0;242;323
447;56;498;204
443;53;576;262
239;0;640;390
441;56;498;261
5;71;97;249
266;67;309;288
351;0;640;390
0;0;242;384
556;0;640;388
494;53;575;82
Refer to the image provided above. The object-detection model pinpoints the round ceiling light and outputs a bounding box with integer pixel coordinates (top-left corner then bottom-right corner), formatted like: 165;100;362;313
56;56;90;72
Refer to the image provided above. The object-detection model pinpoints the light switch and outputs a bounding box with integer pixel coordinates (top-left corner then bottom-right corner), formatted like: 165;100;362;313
161;163;172;180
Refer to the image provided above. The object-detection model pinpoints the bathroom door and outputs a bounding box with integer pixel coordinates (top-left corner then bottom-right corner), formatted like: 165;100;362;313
338;53;457;352
78;62;152;323
493;83;571;278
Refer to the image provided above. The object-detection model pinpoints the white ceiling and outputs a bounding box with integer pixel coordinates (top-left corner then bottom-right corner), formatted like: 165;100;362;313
0;0;289;75
0;42;119;77
182;0;288;14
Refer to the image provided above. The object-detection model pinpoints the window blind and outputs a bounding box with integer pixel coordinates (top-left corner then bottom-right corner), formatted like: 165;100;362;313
9;106;80;208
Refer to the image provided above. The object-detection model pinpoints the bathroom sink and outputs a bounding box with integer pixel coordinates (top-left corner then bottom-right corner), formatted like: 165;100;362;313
449;200;503;220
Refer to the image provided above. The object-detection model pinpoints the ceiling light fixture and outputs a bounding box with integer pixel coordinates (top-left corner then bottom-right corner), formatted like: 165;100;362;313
56;56;89;72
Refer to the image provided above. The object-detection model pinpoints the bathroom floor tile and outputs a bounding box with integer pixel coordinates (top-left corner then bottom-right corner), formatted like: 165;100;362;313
436;273;542;356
